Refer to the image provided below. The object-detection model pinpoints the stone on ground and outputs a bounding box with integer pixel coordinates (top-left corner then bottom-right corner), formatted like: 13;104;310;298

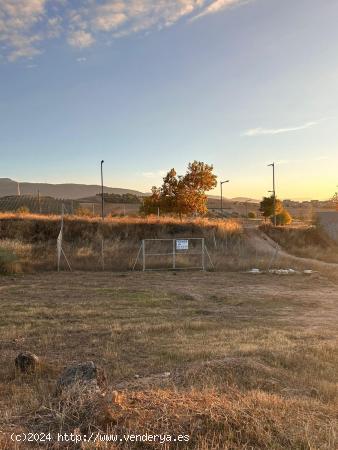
15;351;40;373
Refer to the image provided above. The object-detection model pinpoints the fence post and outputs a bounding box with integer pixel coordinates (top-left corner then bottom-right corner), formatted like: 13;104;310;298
202;238;205;271
101;239;105;271
142;240;146;272
173;239;176;269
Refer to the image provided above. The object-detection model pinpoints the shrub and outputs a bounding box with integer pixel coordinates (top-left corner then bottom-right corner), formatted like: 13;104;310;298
75;207;95;218
248;211;256;219
16;206;30;214
273;209;292;226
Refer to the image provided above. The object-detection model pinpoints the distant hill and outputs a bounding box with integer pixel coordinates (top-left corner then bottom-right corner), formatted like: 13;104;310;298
208;195;259;203
230;197;260;203
0;178;144;200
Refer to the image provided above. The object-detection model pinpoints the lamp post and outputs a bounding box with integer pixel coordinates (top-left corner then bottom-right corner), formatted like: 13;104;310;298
101;160;104;219
220;180;230;213
268;163;276;226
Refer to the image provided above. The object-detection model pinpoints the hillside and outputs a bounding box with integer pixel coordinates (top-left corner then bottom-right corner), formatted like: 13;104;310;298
0;178;144;200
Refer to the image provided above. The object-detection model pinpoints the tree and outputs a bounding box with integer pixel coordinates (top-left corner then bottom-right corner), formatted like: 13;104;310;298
248;211;256;219
141;161;217;216
275;209;292;225
331;192;338;211
259;196;283;219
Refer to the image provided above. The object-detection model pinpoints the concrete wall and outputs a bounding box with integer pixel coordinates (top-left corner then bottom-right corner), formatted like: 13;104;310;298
317;211;338;242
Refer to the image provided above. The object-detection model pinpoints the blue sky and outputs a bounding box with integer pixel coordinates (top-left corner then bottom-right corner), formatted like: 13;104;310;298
0;0;337;200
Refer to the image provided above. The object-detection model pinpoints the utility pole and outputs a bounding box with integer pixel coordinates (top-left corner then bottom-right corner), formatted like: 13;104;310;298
220;180;230;213
268;163;276;226
101;160;104;219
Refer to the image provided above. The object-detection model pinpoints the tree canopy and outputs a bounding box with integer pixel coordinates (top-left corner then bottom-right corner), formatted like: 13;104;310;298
259;195;292;226
259;196;283;218
141;161;217;216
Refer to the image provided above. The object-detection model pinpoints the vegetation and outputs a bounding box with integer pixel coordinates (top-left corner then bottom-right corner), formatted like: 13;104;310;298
275;209;292;225
262;223;338;264
0;195;79;215
0;272;337;449
141;161;217;216
74;206;96;217
16;206;30;214
247;211;256;219
0;213;246;272
259;195;292;226
0;247;18;274
259;195;283;218
98;193;141;204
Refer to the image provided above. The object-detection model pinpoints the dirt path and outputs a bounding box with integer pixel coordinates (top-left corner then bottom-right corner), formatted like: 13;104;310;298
246;228;338;272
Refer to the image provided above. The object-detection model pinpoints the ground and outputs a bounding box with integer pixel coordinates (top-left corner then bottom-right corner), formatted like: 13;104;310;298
0;271;337;449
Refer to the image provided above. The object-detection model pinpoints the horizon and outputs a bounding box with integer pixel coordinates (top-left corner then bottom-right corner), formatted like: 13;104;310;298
0;176;333;202
1;0;337;200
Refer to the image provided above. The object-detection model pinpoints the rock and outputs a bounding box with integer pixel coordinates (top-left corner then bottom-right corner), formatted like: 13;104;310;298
15;351;40;373
56;361;107;395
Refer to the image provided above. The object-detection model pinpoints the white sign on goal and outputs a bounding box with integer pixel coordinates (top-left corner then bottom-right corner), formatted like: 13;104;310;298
133;238;213;271
176;239;189;251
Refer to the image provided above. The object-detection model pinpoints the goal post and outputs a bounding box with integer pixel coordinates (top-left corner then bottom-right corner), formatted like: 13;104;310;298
133;238;213;271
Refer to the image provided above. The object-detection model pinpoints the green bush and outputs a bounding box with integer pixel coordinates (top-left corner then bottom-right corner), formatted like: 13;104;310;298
274;209;292;226
248;212;256;219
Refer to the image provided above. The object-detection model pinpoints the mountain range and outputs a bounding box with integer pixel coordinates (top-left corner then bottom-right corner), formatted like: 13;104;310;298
0;178;144;200
0;178;260;203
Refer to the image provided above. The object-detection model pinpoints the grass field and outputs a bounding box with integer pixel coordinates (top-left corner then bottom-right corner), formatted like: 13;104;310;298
0;271;337;449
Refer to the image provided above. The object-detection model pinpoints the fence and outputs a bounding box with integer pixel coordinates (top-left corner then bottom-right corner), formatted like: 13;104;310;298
133;238;213;271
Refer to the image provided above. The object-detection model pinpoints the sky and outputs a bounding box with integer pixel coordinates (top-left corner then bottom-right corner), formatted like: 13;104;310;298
0;0;337;200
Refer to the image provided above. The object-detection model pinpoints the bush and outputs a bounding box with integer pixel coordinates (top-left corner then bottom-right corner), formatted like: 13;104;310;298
75;207;96;218
16;206;30;214
248;212;256;219
273;209;292;226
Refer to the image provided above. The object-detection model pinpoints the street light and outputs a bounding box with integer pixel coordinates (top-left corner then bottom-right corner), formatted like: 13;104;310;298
101;160;104;219
220;180;230;213
268;162;276;226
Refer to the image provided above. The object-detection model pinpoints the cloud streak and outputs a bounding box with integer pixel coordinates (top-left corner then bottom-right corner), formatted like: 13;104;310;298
192;0;248;21
243;121;319;137
0;0;248;61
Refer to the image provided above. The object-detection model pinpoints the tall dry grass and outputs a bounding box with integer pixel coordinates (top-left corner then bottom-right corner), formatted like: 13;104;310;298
261;224;338;264
0;214;245;272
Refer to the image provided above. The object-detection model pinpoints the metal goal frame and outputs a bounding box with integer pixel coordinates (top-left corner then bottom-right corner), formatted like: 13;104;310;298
133;238;213;271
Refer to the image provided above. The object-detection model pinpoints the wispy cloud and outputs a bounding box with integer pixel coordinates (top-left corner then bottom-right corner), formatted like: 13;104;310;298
0;0;250;62
243;121;319;137
191;0;248;21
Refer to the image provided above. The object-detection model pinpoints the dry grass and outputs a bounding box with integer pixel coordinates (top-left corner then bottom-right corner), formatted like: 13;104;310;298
0;214;244;273
261;224;338;264
0;271;337;449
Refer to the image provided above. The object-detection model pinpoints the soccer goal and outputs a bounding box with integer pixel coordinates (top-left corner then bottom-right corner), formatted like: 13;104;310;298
133;238;213;271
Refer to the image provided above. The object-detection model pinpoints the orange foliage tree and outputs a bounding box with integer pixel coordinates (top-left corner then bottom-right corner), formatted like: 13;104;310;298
141;161;217;216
